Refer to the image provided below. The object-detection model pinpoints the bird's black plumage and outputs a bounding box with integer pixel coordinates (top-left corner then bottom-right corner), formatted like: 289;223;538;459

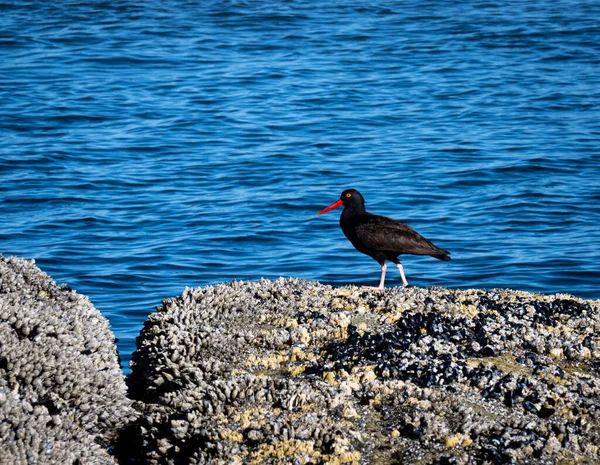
318;188;450;289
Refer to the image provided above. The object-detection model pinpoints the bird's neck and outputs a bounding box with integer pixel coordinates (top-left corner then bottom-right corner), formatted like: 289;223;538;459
342;203;366;220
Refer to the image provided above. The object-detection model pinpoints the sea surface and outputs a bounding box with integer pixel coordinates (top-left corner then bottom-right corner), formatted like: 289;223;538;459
1;0;599;371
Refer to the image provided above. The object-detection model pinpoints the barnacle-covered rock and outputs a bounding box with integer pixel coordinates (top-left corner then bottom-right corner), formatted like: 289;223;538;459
0;255;135;465
128;279;600;464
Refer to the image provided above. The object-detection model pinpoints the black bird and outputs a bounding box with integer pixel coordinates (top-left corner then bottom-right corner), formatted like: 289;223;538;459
318;189;450;290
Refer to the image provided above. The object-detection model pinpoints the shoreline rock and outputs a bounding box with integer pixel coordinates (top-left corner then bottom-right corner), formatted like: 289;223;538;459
126;278;600;465
2;255;599;464
0;256;135;465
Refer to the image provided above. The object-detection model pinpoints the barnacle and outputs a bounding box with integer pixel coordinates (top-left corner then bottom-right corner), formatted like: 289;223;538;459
0;256;135;465
127;279;600;464
4;257;599;465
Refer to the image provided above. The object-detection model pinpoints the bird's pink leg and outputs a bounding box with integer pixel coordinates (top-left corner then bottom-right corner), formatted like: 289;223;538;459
394;260;409;287
362;263;386;291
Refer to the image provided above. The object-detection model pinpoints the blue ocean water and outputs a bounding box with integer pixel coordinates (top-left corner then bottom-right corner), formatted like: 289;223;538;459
1;0;599;371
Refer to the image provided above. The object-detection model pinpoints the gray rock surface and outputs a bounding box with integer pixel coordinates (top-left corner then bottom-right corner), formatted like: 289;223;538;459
2;256;599;465
0;255;135;465
128;278;600;465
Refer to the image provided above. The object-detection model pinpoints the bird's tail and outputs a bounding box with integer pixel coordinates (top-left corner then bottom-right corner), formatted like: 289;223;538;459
433;250;451;261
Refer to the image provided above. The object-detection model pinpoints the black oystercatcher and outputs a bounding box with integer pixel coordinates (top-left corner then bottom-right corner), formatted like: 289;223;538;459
318;189;450;290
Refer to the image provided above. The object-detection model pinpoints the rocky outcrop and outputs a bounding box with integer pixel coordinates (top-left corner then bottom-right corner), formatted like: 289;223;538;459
2;255;599;465
0;256;135;465
126;278;600;465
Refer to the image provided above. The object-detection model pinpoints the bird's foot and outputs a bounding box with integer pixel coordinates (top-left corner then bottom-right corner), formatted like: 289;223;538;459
361;285;384;292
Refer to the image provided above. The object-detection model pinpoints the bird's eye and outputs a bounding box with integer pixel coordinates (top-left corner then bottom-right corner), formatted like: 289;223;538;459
345;193;352;198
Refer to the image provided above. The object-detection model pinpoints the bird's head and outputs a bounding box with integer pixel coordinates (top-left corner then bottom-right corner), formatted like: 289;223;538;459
318;189;365;215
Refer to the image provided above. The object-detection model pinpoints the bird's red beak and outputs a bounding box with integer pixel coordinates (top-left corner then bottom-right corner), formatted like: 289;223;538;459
318;199;343;216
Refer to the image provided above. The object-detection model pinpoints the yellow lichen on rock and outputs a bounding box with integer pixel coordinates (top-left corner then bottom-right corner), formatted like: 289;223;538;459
232;406;279;430
220;428;244;443
332;287;355;298
324;450;361;465
334;327;349;339
330;297;349;310
250;431;361;465
348;365;377;384
252;439;319;465
323;371;336;385
295;326;312;345
286;318;299;328
457;303;479;318
289;365;306;376
384;311;402;324
246;351;290;369
356;322;368;335
342;405;359;418
580;346;592;359
446;433;473;448
311;328;331;340
291;346;315;362
549;347;564;359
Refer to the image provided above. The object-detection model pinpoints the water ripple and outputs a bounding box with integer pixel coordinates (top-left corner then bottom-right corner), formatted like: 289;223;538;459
1;0;599;371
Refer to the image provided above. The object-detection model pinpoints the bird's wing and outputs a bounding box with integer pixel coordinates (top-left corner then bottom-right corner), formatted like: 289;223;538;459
354;215;448;256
